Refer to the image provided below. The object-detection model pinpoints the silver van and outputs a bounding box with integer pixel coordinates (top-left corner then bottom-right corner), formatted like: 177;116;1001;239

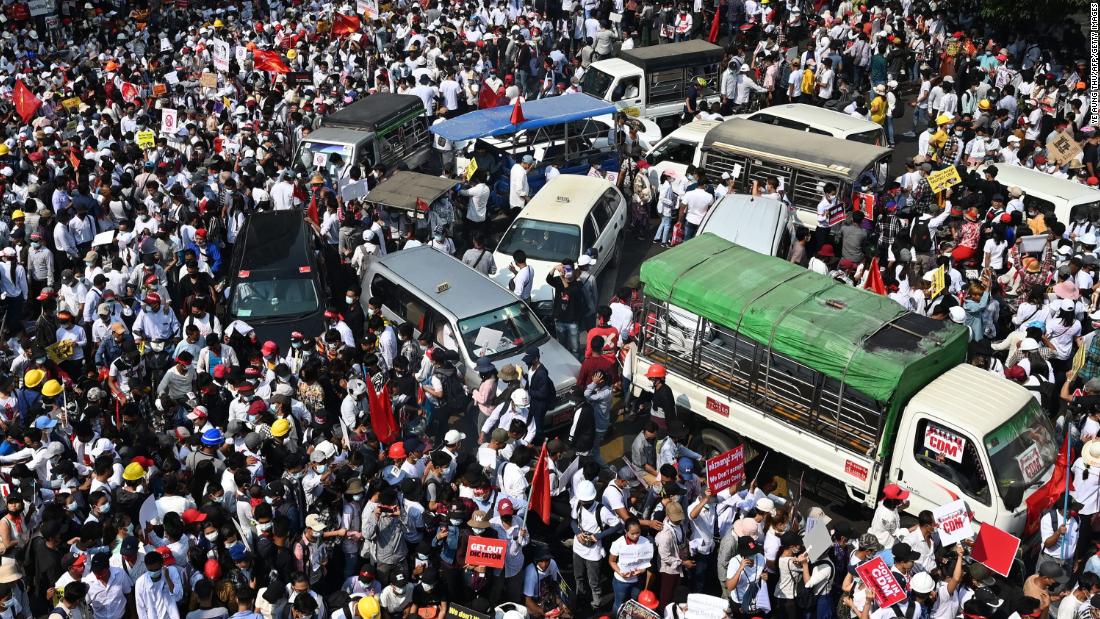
363;247;581;428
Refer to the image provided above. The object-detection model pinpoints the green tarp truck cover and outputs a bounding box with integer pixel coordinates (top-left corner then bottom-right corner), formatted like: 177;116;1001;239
639;234;967;404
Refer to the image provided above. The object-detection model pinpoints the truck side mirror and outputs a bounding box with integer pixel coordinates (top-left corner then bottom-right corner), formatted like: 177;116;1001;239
1002;485;1023;511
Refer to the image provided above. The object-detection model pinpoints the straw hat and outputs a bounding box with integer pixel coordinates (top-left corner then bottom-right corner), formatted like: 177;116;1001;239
1084;439;1100;467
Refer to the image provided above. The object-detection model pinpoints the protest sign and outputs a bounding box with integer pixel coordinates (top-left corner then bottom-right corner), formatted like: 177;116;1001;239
1049;131;1082;166
213;39;232;72
465;536;507;569
165;71;179;85
928;166;962;193
970;523;1020;577
199;72;218;88
685;594;729;619
929;265;946;299
616;541;653;573
160;108;178;136
618;600;660;619
854;556;907;608
803;518;834;561
932;499;973;545
151;84;167;97
445;605;489;619
135;131;156;149
60;97;81;111
706;445;745;493
924;424;965;463
827;202;845;226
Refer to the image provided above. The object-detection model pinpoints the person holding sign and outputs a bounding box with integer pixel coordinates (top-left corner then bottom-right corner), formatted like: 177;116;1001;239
608;518;654;614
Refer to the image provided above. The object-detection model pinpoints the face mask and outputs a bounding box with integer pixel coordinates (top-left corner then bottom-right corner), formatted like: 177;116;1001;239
256;521;272;533
149;569;162;581
35;357;46;364
99;502;111;513
126;524;134;535
345;296;355;305
352;494;363;501
292;341;304;349
30;242;39;248
449;518;463;526
315;465;327;474
205;532;219;542
417;553;429;561
471;527;487;534
359;576;373;585
67;502;78;512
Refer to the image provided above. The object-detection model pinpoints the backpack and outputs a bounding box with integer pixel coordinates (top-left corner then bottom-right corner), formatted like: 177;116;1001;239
790;561;814;610
437;370;470;419
911;220;932;252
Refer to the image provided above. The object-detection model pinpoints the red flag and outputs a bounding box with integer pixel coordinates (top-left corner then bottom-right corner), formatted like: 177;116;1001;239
120;82;139;104
68;148;80;170
13;80;40;124
306;192;320;226
510;98;525;125
707;9;721;44
332;13;361;35
367;377;398;445
415;197;430;213
527;443;551;524
863;257;886;295
1024;431;1072;536
253;49;290;74
477;81;499;109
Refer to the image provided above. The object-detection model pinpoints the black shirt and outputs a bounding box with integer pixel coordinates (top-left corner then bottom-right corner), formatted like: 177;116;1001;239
545;273;583;323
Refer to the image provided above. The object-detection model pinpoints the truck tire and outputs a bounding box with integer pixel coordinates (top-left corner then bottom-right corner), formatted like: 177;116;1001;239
700;427;740;460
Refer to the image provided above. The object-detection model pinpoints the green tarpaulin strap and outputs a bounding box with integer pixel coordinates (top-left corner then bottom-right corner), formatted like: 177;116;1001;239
834;311;908;452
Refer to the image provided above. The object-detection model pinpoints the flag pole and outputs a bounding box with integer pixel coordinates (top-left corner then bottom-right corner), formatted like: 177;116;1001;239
523;440;547;527
1062;420;1073;562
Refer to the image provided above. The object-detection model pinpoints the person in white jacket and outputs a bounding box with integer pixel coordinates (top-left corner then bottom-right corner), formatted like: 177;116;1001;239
134;552;184;619
652;174;677;246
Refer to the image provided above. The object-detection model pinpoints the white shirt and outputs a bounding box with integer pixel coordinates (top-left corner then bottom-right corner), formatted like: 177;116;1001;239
571;500;621;561
134;567;185;619
681;188;713;225
869;502;901;546
84;567;134;619
1072;457;1100;515
1040;509;1079;558
610;535;654;582
509;163;530;208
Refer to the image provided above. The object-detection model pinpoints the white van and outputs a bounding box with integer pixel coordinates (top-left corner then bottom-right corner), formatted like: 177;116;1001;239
986;164;1100;224
642;119;719;181
736;103;887;146
492;176;627;316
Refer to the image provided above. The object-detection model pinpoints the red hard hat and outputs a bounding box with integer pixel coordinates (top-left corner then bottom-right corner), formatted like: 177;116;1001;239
388;442;407;460
637;590;659;610
144;292;161;304
645;364;666;379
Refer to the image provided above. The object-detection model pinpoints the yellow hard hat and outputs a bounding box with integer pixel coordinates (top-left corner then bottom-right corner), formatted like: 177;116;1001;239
978;99;991;111
123;462;146;481
286;49;298;60
213;18;224;27
936;114;952;125
41;379;62;398
23;369;45;389
11;209;24;220
271;418;291;438
0;144;9;156
357;596;380;619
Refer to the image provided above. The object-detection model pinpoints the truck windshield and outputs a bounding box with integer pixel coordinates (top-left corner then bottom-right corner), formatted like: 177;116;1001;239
297;142;353;178
581;68;615;100
984;400;1057;503
457;302;548;360
496;219;581;263
231;277;321;319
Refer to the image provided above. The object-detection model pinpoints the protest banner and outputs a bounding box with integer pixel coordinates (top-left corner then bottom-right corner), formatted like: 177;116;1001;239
706;445;745;493
60;97;81;111
465;536;507;569
932;499;973;545
928;166;962;194
160;108;178;136
213;39;232;72
135;131;156;149
970;523;1020;577
854;556;907;608
924;424;965;463
445;605;489;619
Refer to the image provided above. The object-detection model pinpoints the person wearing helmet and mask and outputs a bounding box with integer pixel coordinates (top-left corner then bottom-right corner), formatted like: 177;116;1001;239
642;363;677;430
340;379;369;442
571;478;623;616
481;388;536;445
133;293;180;343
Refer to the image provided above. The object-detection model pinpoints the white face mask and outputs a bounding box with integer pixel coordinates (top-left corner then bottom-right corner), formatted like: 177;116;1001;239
205;532;218;542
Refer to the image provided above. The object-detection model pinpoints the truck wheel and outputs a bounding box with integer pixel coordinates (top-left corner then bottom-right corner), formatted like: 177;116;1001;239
700;427;740;460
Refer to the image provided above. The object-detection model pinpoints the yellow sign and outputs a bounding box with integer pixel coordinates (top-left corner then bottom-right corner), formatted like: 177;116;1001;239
464;157;478;181
199;72;218;88
927;166;962;194
135;130;156;149
929;265;946;299
1049;131;1082;166
60;97;81;111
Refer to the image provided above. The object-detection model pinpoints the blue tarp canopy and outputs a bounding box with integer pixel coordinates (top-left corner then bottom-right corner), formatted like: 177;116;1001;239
429;94;616;142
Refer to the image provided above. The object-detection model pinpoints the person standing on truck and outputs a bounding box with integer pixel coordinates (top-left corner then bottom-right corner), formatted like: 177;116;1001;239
509;155;533;211
644;364;677;431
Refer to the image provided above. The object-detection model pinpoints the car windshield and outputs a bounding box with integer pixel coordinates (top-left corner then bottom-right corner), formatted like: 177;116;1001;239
984;399;1058;503
231;276;320;319
646;138;696;166
581;68;615;100
297;142;352;178
848;128;886;146
496;219;581;263
457;302;547;359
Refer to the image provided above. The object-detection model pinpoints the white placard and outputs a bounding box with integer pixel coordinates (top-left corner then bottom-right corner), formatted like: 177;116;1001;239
138;494;158;527
341;179;370;201
164;71;179;85
933;499;973;546
1016;443;1044;482
923;424;965;463
235;45;248;65
609;11;622;22
161;38;173;52
92;230;116;247
213;39;232;73
616;542;653;572
803;518;834;561
686;594;729;619
28;0;54;17
312;152;328;168
160;107;178;135
473;327;504;355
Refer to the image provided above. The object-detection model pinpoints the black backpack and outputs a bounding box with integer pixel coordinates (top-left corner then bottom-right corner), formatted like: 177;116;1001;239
438;369;470;418
911;220;932;252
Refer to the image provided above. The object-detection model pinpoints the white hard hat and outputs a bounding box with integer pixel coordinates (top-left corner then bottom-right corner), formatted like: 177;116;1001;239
347;378;367;396
511;388;530;407
910;572;935;594
576;480;597;501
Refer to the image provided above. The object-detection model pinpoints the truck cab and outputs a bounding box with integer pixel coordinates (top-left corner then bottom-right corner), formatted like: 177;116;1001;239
888;364;1056;536
581;40;723;130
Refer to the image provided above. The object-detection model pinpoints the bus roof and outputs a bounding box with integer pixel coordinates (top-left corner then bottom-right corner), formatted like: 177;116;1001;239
620;40;724;72
639;234;967;402
430;94;615;142
703;118;893;182
321;94;425;131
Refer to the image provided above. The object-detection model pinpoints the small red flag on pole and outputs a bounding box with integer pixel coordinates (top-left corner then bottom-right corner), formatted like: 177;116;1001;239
525;442;552;525
13;80;40;124
863;257;886;295
707;9;721;44
510;98;525;125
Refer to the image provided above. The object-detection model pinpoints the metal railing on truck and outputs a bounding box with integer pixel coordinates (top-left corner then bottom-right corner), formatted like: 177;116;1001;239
704;150;848;217
640;297;884;457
